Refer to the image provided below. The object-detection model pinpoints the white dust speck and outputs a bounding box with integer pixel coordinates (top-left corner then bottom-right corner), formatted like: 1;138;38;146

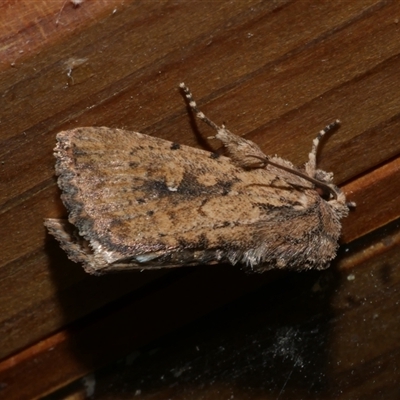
81;372;96;397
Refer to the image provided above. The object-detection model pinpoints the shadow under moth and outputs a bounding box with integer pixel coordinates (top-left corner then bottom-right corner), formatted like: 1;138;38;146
45;83;354;275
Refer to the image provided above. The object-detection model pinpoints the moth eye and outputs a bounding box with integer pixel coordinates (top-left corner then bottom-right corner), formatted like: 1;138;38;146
316;187;331;201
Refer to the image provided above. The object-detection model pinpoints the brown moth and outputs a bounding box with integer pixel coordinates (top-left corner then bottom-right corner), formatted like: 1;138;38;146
45;83;354;275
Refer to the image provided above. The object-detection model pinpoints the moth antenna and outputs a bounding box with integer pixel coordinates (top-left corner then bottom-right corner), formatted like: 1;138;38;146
306;120;341;177
180;84;343;201
248;154;341;200
179;82;221;134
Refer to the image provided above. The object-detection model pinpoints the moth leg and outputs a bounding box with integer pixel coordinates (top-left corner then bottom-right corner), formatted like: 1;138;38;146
179;82;267;168
305;120;340;178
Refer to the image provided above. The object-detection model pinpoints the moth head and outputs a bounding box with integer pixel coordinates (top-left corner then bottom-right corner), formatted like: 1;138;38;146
296;170;355;219
247;154;355;216
312;169;355;209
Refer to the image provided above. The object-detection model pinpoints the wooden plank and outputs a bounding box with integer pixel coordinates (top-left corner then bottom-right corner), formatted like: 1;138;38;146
342;156;400;243
0;0;127;70
0;266;279;399
2;214;398;400
0;167;398;399
0;0;399;398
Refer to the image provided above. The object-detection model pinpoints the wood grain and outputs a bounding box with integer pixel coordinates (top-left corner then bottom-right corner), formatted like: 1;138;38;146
0;0;399;398
36;221;400;400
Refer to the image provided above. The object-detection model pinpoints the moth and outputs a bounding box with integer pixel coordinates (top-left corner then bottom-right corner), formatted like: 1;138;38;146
45;83;354;275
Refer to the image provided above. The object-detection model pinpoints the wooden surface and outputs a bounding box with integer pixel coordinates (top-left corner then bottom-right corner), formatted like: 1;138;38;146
0;0;399;399
44;220;400;400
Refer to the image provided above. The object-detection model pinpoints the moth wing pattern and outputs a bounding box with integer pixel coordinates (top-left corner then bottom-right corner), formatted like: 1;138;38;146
45;125;349;275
